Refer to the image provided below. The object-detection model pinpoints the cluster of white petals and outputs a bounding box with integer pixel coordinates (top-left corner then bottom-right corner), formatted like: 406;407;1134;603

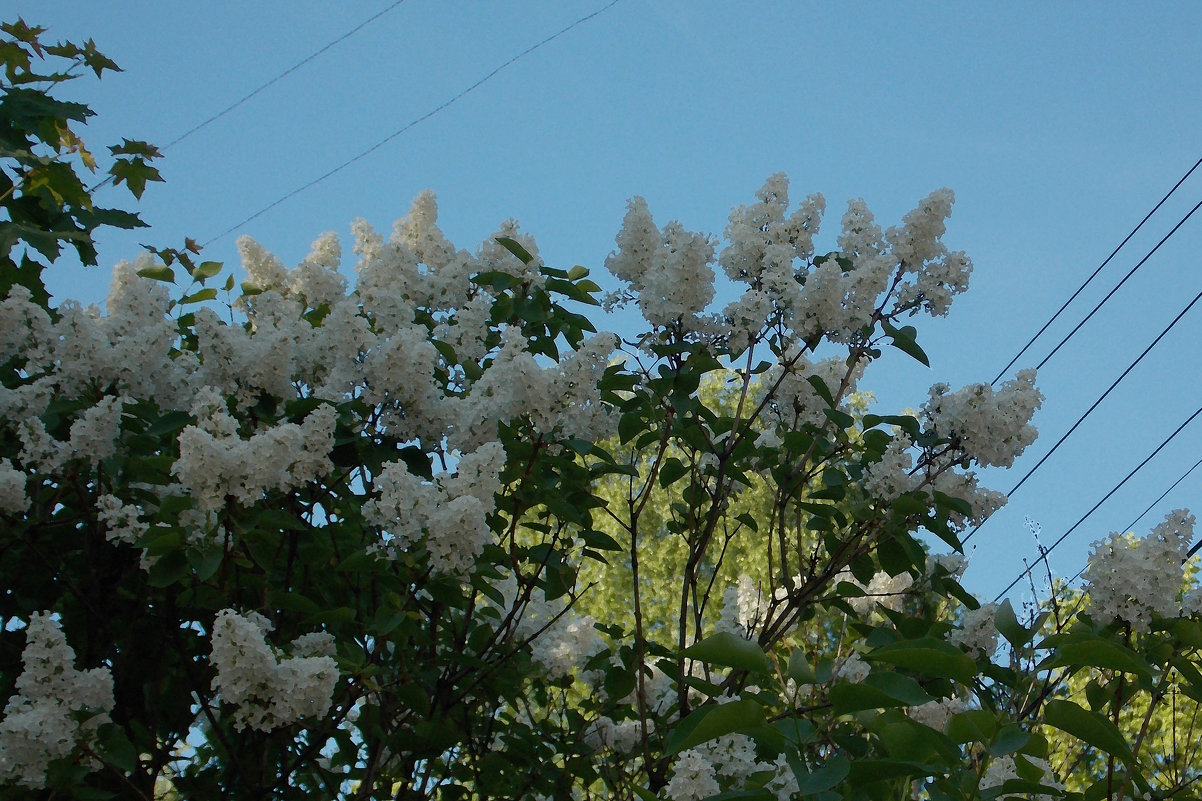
715;574;766;638
841;569;914;616
457;328;617;449
0;613;114;789
760;351;862;433
907;693;968;731
364;441;505;577
862;432;916;500
948;602;999;659
665;748;720;801
0;458;27;513
981;755;1063;800
923;369;1042;469
583;715;646;754
1083;510;1195;631
173;392;337;515
667;733;798;801
836;652;871;683
606;197;718;332
96;494;148;545
209;609;338;732
886;189;973;317
494;577;606;680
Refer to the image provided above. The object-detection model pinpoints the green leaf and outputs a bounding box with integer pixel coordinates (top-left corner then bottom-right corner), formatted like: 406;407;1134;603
97;723;138;773
988;724;1030;756
869;637;977;684
108;156;162;199
193;260;222;280
994;599;1028;648
830;682;905;714
181;287;217;304
666;699;765;754
495;235;534;264
881;318;930;367
618;411;643;445
1043;699;1136;767
788;649;816;685
806;374;835;407
795;756;849;794
136;264;174;283
863;671;934;706
658;456;689;488
946;710;997;744
1042;637;1152;680
681;632;772;674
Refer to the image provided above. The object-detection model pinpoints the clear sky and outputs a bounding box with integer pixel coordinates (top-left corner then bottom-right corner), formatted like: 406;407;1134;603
22;1;1202;601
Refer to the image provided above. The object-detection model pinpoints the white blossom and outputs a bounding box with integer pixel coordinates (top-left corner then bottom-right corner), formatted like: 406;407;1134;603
948;602;998;660
68;395;126;465
607;197;717;332
0;458;28;514
1083;510;1194;631
716;574;766;638
0;613;114;789
96;494;147;546
209;610;338;732
665;748;720;801
923;369;1042;469
863;432;916;500
365;441;504;578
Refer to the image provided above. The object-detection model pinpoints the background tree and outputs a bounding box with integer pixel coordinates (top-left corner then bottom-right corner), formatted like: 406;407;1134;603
7;18;1202;801
0;18;160;307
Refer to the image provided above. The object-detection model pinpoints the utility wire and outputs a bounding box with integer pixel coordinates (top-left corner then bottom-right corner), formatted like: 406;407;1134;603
90;1;408;192
991;156;1202;386
992;404;1202;601
204;0;622;246
163;1;409;152
1059;454;1202;585
963;282;1202;546
1026;197;1202;374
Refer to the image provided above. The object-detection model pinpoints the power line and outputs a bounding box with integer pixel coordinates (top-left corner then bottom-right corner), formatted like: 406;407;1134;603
1059;454;1202;585
963;281;1202;546
991;156;1202;386
992;404;1202;601
1028;196;1202;373
203;0;622;247
91;1;408;192
163;1;409;152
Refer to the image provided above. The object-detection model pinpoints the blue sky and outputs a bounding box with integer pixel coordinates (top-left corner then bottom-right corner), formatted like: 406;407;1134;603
24;1;1202;601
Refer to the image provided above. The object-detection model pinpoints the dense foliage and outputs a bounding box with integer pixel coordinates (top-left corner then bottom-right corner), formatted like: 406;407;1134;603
4;20;1202;801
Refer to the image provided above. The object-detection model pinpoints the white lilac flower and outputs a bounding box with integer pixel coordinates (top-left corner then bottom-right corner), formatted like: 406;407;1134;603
716;574;766;638
209;610;338;732
365;441;504;578
96;494;147;546
665;748;720;801
948;602;998;660
68;395;126;465
1083;510;1194;631
863;432;916;500
0;458;28;514
0;613;114;789
606;197;717;333
923;369;1042;469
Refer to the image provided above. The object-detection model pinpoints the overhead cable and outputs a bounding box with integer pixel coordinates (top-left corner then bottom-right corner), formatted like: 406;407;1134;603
963;282;1202;547
1027;197;1202;374
204;0;622;246
91;1;409;192
991;404;1202;602
991;155;1202;385
1061;454;1202;585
